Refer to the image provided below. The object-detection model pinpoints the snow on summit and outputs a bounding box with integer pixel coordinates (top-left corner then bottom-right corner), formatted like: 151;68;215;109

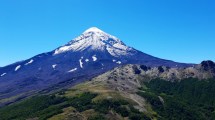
54;27;133;57
83;27;104;33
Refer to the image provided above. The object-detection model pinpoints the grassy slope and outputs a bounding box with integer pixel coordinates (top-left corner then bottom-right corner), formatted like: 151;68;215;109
48;80;153;120
0;78;154;120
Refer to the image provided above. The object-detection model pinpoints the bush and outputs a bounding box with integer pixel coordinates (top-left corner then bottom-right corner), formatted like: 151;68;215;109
68;92;97;112
88;114;106;120
115;106;129;117
94;99;130;116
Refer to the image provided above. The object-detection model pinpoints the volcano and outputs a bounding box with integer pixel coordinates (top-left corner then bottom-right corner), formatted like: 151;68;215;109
0;27;192;105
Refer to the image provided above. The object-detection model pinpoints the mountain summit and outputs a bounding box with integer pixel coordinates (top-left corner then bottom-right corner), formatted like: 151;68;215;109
0;27;192;106
83;27;103;33
54;27;133;57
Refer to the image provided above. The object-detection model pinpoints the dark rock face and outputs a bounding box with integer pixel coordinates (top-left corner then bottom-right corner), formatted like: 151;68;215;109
140;65;150;71
201;60;215;72
158;66;165;73
132;65;141;74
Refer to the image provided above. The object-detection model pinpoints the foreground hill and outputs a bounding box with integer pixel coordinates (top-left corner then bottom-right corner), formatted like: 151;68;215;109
0;61;214;120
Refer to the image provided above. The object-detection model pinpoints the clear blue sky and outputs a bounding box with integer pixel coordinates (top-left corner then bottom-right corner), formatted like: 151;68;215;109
0;0;214;67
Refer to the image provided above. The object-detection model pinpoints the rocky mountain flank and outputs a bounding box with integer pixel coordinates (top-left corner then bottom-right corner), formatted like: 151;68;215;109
88;60;215;104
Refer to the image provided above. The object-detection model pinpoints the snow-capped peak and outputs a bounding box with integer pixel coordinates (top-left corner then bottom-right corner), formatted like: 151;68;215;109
83;27;104;34
54;27;134;57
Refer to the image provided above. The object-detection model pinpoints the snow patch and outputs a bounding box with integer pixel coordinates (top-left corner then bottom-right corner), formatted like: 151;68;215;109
92;55;97;61
113;43;128;50
54;46;71;54
113;59;116;62
68;68;77;72
15;65;21;71
106;46;130;57
1;73;6;77
116;61;122;64
85;59;89;62
52;64;57;69
79;58;84;68
25;59;34;65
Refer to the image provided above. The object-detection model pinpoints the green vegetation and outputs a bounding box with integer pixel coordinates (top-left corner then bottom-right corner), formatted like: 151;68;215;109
138;78;215;120
0;91;150;120
0;92;98;120
68;92;97;112
88;114;105;120
0;95;67;120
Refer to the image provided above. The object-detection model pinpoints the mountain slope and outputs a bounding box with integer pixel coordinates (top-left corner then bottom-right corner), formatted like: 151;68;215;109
0;27;192;106
0;62;215;120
